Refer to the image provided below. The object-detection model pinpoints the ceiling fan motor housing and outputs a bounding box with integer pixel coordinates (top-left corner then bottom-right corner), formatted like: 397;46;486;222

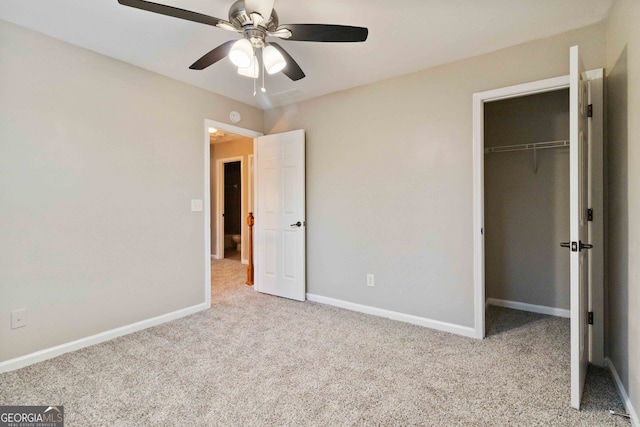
229;0;279;44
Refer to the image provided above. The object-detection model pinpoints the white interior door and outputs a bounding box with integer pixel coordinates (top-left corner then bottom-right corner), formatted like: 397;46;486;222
255;130;306;301
569;45;590;410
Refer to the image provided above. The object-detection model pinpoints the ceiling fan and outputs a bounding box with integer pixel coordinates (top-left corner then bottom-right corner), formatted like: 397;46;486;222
117;0;368;85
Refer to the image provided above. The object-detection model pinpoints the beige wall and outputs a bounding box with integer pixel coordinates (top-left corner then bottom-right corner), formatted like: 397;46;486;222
264;23;606;327
484;90;570;310
605;0;640;420
210;137;254;262
0;20;263;362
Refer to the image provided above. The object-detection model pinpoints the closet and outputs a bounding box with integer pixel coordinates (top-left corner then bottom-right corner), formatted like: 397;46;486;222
484;89;570;314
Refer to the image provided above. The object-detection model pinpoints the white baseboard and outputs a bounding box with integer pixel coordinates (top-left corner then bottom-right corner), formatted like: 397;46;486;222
306;293;476;338
487;298;570;318
0;302;209;373
605;357;640;427
241;259;248;265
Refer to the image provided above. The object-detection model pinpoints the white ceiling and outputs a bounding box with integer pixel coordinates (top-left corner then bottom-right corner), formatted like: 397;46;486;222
0;0;613;109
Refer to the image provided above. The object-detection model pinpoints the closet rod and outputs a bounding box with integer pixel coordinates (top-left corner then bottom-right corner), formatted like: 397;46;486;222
484;139;569;154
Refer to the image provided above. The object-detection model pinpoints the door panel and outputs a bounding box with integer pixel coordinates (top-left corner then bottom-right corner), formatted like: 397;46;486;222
255;130;306;301
569;45;589;410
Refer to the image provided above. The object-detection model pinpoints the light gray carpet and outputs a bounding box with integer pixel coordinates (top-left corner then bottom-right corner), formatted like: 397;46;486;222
0;259;630;426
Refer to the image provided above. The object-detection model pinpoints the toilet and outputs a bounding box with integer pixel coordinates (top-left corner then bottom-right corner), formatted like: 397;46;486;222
231;234;241;251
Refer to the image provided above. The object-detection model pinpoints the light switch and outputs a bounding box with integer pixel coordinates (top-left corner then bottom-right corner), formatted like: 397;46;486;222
191;199;203;212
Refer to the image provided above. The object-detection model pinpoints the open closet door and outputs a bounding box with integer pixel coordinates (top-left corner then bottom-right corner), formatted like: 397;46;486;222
569;45;590;410
255;130;306;301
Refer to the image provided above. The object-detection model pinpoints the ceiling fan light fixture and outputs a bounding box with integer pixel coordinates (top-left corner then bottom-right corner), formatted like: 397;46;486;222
229;38;253;68
263;45;286;74
237;55;260;78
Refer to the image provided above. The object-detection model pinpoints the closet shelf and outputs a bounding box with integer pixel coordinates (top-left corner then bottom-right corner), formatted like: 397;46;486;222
484;139;569;154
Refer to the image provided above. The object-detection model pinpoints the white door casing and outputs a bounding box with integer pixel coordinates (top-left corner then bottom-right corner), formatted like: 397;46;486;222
216;156;244;260
255;130;306;301
569;45;590;410
472;74;570;339
248;154;254;213
585;69;605;367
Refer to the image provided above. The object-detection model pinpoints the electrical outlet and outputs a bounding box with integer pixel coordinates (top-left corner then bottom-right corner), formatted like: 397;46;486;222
367;274;375;287
11;309;27;329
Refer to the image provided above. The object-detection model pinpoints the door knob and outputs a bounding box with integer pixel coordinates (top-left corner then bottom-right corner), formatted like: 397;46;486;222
560;241;593;252
561;241;578;251
290;221;302;227
579;241;593;251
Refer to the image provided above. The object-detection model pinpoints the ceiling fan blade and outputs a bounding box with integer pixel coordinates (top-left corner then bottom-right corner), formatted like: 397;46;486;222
189;40;236;70
275;24;368;42
118;0;227;28
245;0;274;20
269;43;305;81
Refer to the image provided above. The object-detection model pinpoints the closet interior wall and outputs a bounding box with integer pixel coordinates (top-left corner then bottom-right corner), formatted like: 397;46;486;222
484;89;570;311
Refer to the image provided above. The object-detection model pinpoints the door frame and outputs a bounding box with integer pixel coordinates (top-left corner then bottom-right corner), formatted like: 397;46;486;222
215;156;244;260
585;69;604;366
248;154;254;214
471;71;604;364
204;119;262;306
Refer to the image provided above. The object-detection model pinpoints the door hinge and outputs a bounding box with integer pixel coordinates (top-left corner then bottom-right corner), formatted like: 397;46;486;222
587;208;593;221
587;104;593;118
588;311;594;325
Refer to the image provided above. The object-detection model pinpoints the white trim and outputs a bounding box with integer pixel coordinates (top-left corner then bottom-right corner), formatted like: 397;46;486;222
215;156;244;260
486;298;570;318
247;154;254;214
206;121;262;139
585;68;605;366
472;91;486;339
307;294;476;338
0;303;209;373
474;75;570;103
203;123;212;307
242;153;254;265
605;357;640;427
252;137;259;292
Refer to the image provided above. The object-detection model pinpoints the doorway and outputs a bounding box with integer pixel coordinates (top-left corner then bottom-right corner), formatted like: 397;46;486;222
223;161;242;261
203;119;262;307
212;136;253;263
483;89;571;319
472;68;604;409
473;75;572;339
